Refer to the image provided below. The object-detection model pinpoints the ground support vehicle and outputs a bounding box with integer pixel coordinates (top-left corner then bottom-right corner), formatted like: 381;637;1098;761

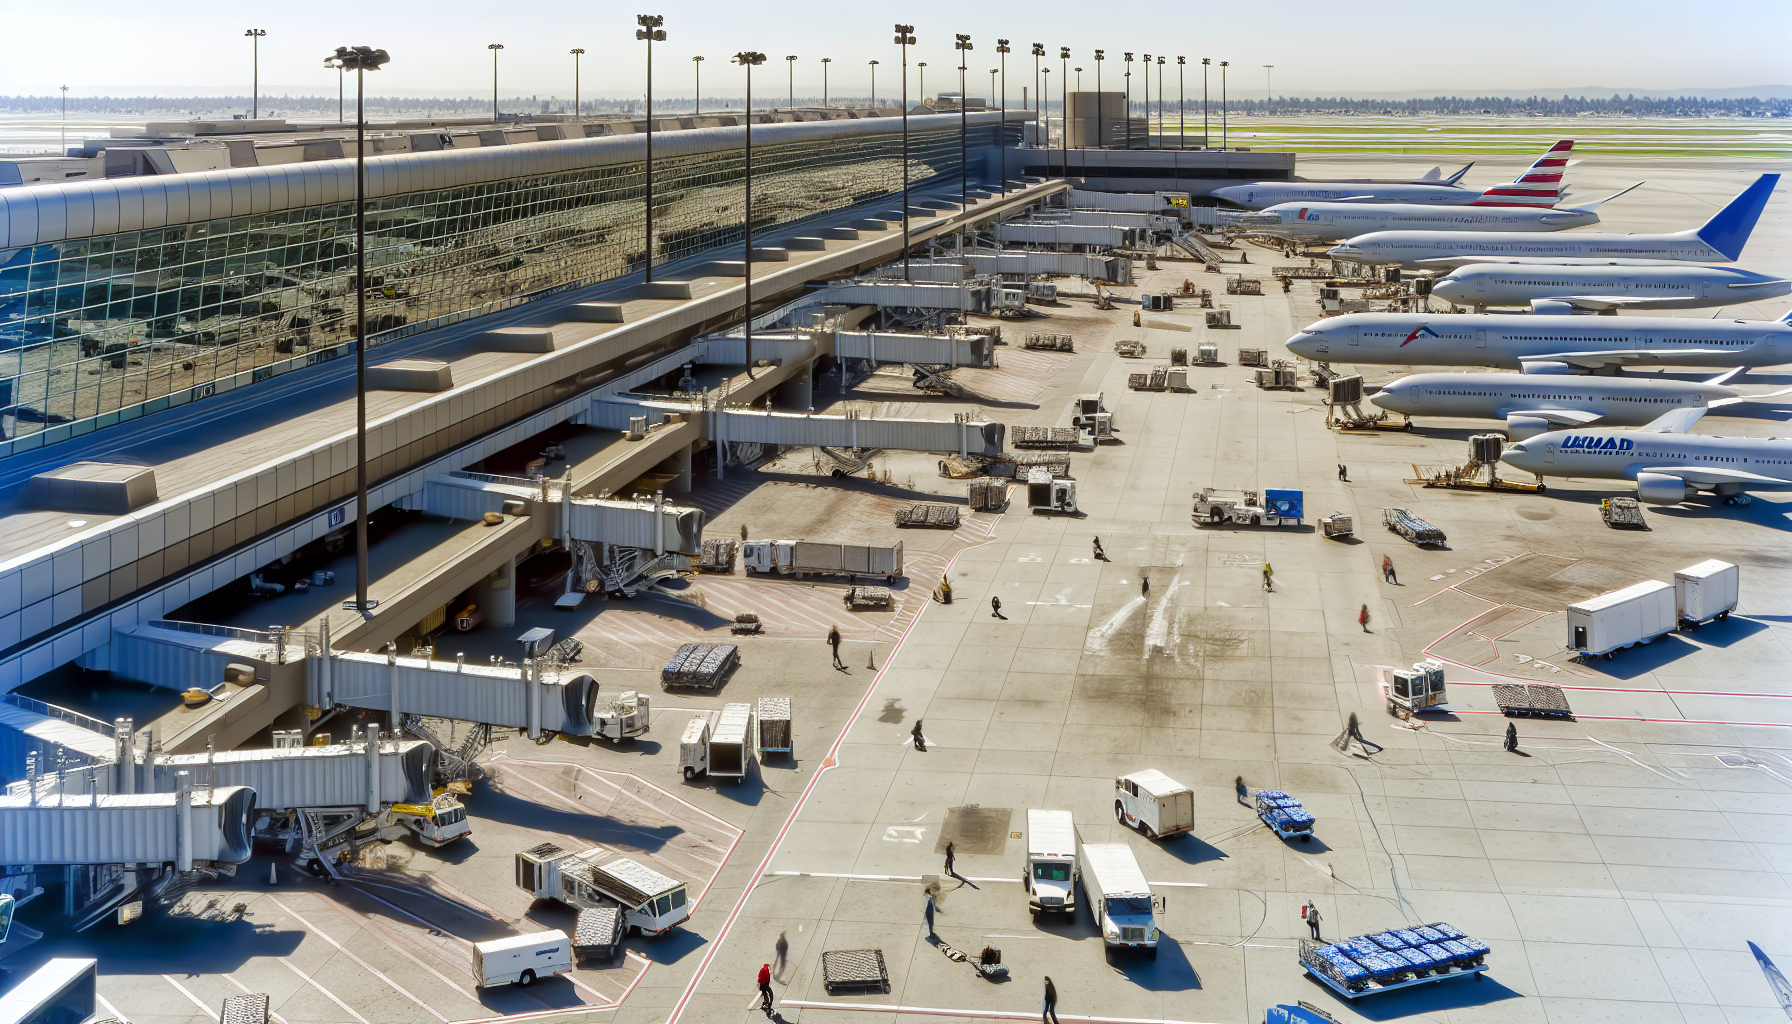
1026;468;1079;514
1386;660;1447;717
1320;513;1353;539
1114;770;1194;839
592;690;651;742
1600;497;1648;529
1023;809;1079;917
895;504;960;529
1381;508;1446;546
1299;922;1490;1000
1193;488;1304;527
1076;840;1163;961
843;586;892;609
1567;580;1676;659
1675;559;1738;630
660;644;739;689
1256;791;1315;842
474;931;573;989
756;697;792;762
742;540;903;582
515;843;690;936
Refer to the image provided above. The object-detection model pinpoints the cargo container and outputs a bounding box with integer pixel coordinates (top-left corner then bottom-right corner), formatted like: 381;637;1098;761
593;691;651;743
710;703;755;783
1026;467;1078;514
1567;580;1676;659
573;906;626;964
1675;560;1738;629
516;843;691;936
741;540;903;582
756;697;792;761
473;930;572;988
678;713;713;779
1076;840;1163;961
1114;770;1194;839
1024;809;1079;917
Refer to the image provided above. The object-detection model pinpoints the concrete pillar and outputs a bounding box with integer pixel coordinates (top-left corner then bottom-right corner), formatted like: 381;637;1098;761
176;771;193;871
667;444;693;495
476;556;517;629
363;725;380;813
114;718;135;795
787;360;814;411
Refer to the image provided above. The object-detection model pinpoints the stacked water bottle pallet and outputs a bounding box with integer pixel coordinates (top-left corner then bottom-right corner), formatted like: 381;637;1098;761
1300;923;1491;999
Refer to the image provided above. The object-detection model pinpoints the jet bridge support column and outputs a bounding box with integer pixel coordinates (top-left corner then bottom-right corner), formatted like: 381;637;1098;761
114;718;135;795
788;360;814;412
526;658;542;741
667;446;693;495
176;771;193;872
363;725;380;814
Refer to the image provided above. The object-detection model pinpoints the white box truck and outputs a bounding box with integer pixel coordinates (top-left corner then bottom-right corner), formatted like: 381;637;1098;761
710;703;754;784
1567;579;1676;659
515;844;691;936
741;540;904;582
1675;560;1738;630
1114;770;1195;839
1077;840;1163;961
1024;809;1080;918
679;713;713;779
474;930;573;988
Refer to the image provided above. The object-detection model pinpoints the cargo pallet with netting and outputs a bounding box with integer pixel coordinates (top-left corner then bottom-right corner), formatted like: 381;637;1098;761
895;503;961;529
698;539;738;573
821;948;891;994
1009;426;1082;449
660;643;740;690
1491;683;1573;719
1381;507;1447;546
1299;922;1490;1000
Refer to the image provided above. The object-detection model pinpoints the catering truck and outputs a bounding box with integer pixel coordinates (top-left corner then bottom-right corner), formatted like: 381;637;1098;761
1674;559;1738;630
473;930;573;988
515;843;691;936
1023;809;1080;918
1077;839;1164;961
1567;580;1677;659
1114;770;1195;839
742;540;903;582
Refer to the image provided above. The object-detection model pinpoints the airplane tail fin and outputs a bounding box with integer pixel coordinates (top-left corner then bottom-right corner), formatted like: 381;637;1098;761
1564;181;1645;213
1471;140;1573;207
1779;306;1792;324
1695;173;1781;262
1416;165;1442;182
1638;407;1708;434
1439;161;1475;186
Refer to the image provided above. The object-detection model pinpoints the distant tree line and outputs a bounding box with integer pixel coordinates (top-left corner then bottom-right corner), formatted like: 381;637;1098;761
1225;94;1789;117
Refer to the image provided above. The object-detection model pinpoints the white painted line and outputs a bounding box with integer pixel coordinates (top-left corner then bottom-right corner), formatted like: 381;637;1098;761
269;896;446;1022
95;994;131;1024
278;959;373;1024
222;972;290;1024
780;1000;1229;1024
770;871;1203;887
160;975;220;1021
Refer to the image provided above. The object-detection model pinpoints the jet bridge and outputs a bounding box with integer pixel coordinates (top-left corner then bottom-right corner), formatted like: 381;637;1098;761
959;250;1132;283
311;647;601;743
710;407;1004;458
0;786;255;869
993;223;1142;248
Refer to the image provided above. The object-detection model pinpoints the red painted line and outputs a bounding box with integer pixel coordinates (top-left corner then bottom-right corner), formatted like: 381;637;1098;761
1444;678;1792;701
1450;708;1792;728
663;543;982;1024
779;1001;1227;1024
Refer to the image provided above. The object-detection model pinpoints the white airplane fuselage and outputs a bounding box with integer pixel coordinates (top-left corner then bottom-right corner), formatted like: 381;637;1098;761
1369;372;1737;432
1330;229;1726;268
1431;263;1791;311
1210;183;1483;209
1286;312;1792;371
1244;202;1596;242
1500;429;1792;503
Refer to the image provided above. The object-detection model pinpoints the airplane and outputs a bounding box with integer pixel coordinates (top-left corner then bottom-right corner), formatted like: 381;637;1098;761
1211;140;1572;209
1236;184;1638;244
1285;307;1792;374
1430;262;1792;313
1498;406;1792;506
1326;173;1780;268
1364;370;1792;438
1748;941;1792;1018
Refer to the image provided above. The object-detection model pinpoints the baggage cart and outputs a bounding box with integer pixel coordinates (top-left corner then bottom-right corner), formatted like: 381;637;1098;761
1599;497;1648;529
1298;921;1489;1000
968;478;1007;511
709;702;754;783
895;503;961;529
844;585;893;609
1491;684;1573;719
1009;426;1081;449
1023;333;1074;352
730;613;763;635
698;538;738;573
1381;507;1446;546
1115;339;1148;358
821;949;890;994
1255;790;1315;842
221;993;270;1024
572;906;625;964
1567;580;1675;658
1320;512;1353;539
660;643;739;690
1238;347;1269;367
756;697;792;761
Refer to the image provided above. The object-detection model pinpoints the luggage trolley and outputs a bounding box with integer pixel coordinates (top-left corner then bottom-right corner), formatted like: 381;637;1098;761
1255;790;1316;842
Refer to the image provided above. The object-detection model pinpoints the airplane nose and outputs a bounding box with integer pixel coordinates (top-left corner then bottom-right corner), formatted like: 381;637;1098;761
1368;391;1396;411
1431;279;1464;298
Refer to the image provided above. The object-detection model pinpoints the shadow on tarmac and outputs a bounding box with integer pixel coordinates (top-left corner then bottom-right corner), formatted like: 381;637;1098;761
1113;933;1200;991
476;777;687;853
1318;968;1523;1021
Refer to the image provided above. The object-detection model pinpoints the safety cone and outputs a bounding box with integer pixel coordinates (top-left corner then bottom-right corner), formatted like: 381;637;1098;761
269;863;278;886
867;649;877;670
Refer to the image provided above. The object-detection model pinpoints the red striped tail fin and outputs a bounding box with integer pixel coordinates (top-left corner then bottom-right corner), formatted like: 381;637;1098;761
1470;139;1573;207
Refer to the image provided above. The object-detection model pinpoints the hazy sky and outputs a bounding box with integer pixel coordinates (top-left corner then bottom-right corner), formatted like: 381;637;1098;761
3;0;1789;101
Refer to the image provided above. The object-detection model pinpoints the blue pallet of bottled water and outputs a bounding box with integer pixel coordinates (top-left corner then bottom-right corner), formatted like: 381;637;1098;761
1301;924;1491;1000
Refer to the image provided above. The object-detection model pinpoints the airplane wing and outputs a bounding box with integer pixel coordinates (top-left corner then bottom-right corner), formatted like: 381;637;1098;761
1710;386;1792;408
1624;465;1792;489
1496;407;1604;427
1529;294;1748;313
1635;407;1708;433
1516;349;1758;372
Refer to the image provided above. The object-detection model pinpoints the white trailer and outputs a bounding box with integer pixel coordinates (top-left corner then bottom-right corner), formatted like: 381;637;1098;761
678;713;713;779
1114;770;1195;839
741;540;904;582
473;930;572;989
1025;468;1079;515
1675;560;1738;630
515;843;691;936
1076;840;1163;961
710;703;754;784
1023;809;1080;917
1567;580;1677;659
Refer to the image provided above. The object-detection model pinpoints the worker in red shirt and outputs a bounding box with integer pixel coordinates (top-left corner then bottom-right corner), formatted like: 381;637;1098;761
758;964;774;1014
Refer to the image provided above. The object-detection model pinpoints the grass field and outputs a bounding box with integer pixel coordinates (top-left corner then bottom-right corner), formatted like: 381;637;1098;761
1149;115;1792;158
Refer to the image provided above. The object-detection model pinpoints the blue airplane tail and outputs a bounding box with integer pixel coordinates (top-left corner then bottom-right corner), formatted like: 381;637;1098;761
1696;173;1781;261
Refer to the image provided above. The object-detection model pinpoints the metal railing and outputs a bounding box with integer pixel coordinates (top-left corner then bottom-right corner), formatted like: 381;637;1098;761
2;692;117;738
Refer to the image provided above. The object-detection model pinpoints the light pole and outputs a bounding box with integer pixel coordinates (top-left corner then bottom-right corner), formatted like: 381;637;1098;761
570;49;585;117
1093;50;1104;148
1263;64;1274;109
821;57;831;107
955;34;972;205
637;15;666;282
1141;54;1149;147
59;85;67;153
323;44;392;619
1220;60;1229;149
1157;56;1165;145
693;56;703;114
1201;58;1210;149
1041;66;1050;157
244;30;266;119
487;44;504;121
1123;53;1133;150
868;60;878;108
734;51;766;378
996;39;1009;194
1031;43;1044;120
894;25;915;281
786;55;797;111
1177;56;1185;149
1061;46;1070;173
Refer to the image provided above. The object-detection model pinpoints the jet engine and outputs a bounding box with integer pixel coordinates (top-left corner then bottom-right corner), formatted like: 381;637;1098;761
1635;472;1689;505
1505;415;1554;441
1519;361;1579;375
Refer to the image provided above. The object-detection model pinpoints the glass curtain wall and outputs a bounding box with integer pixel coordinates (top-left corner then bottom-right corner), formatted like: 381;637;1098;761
0;124;999;452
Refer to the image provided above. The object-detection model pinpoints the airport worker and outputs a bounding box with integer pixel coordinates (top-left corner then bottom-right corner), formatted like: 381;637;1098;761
758;964;774;1013
774;932;789;977
1042;976;1062;1024
1305;902;1322;940
925;890;937;936
1262;562;1274;592
1141;576;1150;597
1359;604;1371;632
1338;463;1348;482
1093;537;1107;561
1382;555;1397;584
991;595;1005;619
944;841;956;877
1505;722;1519;753
1235;775;1250;805
912;719;927;752
828;625;843;669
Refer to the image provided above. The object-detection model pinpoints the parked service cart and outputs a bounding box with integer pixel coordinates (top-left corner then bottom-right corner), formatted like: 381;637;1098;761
1076;839;1164;961
1026;468;1079;515
757;697;792;762
1599;496;1648;529
1386;659;1447;717
1320;512;1353;539
573;906;626;965
593;690;651;743
1675;559;1738;630
1299;922;1490;1000
474;930;573;989
1381;507;1446;546
1023;809;1080;918
1256;790;1315;842
1114;770;1194;839
1192;488;1303;527
678;713;714;779
1567;580;1676;659
516;843;692;936
709;703;755;783
741;540;904;582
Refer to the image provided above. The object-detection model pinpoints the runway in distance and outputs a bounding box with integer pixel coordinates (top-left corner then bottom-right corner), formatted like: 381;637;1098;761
1285;307;1792;373
1366;370;1791;438
1499;407;1792;506
1237;184;1637;244
1430;262;1792;313
1211;140;1572;209
1326;173;1780;268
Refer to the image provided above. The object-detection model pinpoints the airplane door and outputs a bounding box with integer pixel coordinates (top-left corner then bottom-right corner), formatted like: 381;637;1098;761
1348;325;1359;346
1544;443;1555;463
1475;329;1486;349
1701;280;1712;299
1475;277;1487;294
